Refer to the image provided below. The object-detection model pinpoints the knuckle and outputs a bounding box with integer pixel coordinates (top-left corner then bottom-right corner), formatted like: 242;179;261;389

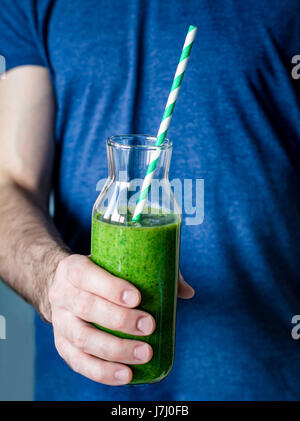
93;363;105;382
76;290;94;319
73;325;89;351
56;254;72;278
50;257;75;304
113;308;129;331
69;258;84;283
54;335;65;355
51;311;60;329
69;351;82;374
105;338;123;361
58;254;87;285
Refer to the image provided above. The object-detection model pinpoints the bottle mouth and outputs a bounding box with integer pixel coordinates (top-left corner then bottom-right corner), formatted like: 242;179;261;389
107;134;172;151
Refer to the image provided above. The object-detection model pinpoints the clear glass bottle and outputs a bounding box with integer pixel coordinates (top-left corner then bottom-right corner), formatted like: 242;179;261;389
91;134;181;384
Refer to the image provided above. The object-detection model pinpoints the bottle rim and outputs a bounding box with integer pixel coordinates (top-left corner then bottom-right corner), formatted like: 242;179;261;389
107;134;172;151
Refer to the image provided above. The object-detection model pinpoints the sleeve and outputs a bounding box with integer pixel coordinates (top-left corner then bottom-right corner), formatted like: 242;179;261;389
0;0;45;73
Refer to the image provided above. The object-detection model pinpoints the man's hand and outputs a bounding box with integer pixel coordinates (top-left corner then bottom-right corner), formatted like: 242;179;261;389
49;254;194;386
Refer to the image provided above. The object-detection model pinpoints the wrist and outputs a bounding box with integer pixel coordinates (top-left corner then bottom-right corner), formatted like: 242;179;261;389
37;246;71;323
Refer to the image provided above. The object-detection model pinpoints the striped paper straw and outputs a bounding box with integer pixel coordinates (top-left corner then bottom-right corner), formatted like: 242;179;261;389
132;25;197;222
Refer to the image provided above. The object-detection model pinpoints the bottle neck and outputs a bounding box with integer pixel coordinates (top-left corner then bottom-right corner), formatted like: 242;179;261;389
94;136;177;222
107;143;171;182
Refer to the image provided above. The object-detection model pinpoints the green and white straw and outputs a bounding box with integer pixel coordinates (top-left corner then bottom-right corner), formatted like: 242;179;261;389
132;25;197;222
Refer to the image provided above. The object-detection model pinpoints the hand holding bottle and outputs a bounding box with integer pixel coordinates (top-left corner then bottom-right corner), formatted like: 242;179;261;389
48;254;194;386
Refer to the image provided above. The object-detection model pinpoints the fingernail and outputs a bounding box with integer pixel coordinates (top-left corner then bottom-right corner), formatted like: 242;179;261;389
122;290;139;306
115;369;130;382
134;345;149;361
137;316;153;334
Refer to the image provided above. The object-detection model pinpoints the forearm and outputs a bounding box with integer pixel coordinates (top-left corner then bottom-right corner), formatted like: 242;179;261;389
0;181;70;321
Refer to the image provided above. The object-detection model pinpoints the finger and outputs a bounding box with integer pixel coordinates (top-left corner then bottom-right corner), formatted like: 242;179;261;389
178;272;195;299
54;310;153;365
54;334;132;386
63;285;156;336
66;255;141;308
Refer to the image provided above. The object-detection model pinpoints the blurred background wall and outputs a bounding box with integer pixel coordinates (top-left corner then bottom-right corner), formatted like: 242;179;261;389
0;280;34;401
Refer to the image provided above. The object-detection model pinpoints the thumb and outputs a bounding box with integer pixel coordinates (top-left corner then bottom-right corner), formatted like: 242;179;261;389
178;271;195;299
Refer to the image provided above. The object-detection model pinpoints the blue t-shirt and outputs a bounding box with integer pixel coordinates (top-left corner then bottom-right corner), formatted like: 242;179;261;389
1;0;300;401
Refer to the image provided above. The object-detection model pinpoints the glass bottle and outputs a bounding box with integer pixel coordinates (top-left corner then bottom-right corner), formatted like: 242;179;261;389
91;134;181;384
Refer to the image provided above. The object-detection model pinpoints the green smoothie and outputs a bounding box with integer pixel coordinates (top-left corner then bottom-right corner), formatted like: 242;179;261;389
91;211;180;384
